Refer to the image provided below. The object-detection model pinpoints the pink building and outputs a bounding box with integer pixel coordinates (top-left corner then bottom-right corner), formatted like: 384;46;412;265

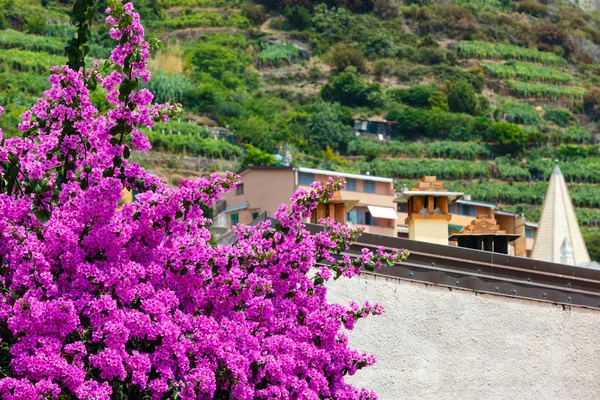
216;166;399;237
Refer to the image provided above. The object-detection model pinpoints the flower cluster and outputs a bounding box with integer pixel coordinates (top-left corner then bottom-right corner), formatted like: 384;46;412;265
0;2;407;399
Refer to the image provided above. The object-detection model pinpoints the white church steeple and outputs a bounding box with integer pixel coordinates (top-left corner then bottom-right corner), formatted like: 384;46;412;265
531;164;590;266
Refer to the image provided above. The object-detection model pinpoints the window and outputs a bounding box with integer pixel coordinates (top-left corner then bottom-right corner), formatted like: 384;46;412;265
348;209;377;226
230;213;239;226
357;209;366;225
252;212;259;220
236;184;244;196
365;211;375;226
459;204;476;217
298;172;315;186
363;181;376;193
346;178;357;191
397;203;408;213
449;204;455;214
367;122;378;134
347;210;357;224
525;227;534;239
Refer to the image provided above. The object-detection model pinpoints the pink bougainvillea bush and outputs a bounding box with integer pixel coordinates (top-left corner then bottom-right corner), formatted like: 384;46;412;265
0;1;407;398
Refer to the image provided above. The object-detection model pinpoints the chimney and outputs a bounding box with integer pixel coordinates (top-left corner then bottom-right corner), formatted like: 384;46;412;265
449;214;520;254
394;176;463;245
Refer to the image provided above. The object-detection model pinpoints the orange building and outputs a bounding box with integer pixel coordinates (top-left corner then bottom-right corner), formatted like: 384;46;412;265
216;166;398;237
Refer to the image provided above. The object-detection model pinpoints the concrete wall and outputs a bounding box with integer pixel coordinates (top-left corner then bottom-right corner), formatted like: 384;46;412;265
327;273;600;400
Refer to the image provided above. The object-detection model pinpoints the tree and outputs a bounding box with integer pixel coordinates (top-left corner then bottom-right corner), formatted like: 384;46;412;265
241;144;275;167
321;68;384;108
302;101;353;153
448;79;477;115
0;1;407;398
491;122;527;155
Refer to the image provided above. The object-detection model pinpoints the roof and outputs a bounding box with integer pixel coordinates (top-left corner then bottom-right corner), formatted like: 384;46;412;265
395;190;464;203
495;210;519;217
456;199;497;209
449;214;520;241
394;176;463;203
352;115;396;124
238;166;394;183
238;166;293;175
296;167;394;183
531;165;591;266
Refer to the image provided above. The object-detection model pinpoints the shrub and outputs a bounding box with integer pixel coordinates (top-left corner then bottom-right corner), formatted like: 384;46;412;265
141;72;195;105
0;3;407;398
543;105;572;127
516;0;548;17
584;231;600;261
311;4;354;44
560;127;593;144
387;85;436;108
241;144;275;167
448;79;477;115
241;2;267;25
491;122;527;155
321;69;384;108
328;44;367;74
298;101;353;153
386;107;476;140
496;101;540;125
373;0;402;18
258;44;300;67
284;4;312;30
23;15;46;34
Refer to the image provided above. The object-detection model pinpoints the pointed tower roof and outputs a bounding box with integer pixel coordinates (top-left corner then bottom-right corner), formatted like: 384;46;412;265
531;164;591;265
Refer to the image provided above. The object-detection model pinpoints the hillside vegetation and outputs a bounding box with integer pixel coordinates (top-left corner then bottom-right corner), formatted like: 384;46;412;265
1;0;600;258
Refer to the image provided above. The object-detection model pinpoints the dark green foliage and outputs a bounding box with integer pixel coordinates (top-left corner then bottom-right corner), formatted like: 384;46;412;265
388;86;436;108
186;43;254;90
242;144;275;167
311;4;355;45
242;2;267;25
559;127;592;144
543;106;572;127
146;132;240;159
348;139;489;160
321;69;384;108
361;158;490;180
23;15;45;34
284;5;312;30
584;231;600;262
298;101;353;153
490;123;527;155
141;72;196;105
583;88;600;120
329;45;367;73
495;101;540;125
448;79;477;115
432;65;484;93
386;107;475;140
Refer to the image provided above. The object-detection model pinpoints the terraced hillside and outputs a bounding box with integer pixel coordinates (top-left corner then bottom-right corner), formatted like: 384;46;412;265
2;0;600;258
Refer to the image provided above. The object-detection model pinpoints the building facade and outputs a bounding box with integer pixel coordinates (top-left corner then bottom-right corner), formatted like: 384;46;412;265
217;166;398;237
